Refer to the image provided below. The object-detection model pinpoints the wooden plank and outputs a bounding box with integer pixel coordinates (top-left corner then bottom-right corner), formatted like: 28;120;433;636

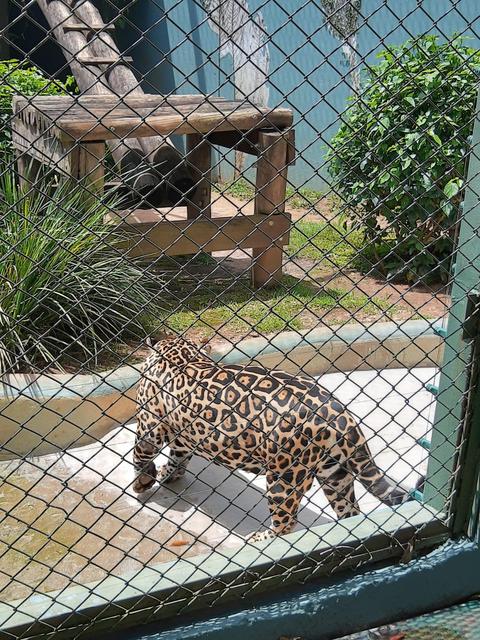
208;126;295;162
11;115;74;174
255;131;288;216
60;102;233;120
45;100;282;121
56;108;294;142
117;213;291;258
286;129;296;165
15;94;235;105
252;131;289;288
207;130;260;155
13;94;233;112
186;133;212;219
13;107;279;158
71;142;105;192
12;98;284;145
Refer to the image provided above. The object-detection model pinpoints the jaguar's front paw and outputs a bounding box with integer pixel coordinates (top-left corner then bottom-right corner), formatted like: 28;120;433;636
132;461;157;493
157;465;186;484
247;529;276;543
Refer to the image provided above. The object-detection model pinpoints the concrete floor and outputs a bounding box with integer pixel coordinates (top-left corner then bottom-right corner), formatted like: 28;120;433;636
0;367;436;602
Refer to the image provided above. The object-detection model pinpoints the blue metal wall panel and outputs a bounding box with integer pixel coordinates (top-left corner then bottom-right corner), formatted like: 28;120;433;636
115;540;480;640
128;0;480;188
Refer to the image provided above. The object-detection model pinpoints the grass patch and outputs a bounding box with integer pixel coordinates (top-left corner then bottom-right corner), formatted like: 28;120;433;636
158;276;389;337
215;178;325;210
286;186;324;209
214;183;365;271
215;178;254;201
154;220;385;338
287;221;364;268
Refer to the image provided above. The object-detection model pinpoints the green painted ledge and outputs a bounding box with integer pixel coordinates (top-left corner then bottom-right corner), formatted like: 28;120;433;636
0;365;141;459
213;318;445;374
113;538;480;640
0;318;444;460
0;502;448;640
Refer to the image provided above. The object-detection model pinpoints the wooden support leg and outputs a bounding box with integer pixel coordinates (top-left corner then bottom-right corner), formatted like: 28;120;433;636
15;152;28;191
252;131;288;288
71;142;105;195
186;133;212;219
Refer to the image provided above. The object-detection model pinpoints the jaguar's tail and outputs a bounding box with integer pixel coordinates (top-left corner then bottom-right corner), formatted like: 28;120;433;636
348;441;420;506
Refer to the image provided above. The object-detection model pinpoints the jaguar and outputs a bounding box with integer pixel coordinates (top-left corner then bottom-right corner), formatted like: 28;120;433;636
132;336;418;542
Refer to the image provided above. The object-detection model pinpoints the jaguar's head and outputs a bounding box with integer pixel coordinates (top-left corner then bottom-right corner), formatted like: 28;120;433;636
151;335;213;364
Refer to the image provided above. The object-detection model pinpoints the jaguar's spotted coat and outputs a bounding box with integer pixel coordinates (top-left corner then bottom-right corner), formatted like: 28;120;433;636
133;336;415;542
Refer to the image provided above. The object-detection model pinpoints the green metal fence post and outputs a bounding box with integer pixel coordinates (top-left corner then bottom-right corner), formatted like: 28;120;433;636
424;83;480;516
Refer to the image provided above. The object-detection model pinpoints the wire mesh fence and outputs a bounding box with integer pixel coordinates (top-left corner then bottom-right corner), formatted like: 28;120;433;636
337;599;480;639
0;0;480;637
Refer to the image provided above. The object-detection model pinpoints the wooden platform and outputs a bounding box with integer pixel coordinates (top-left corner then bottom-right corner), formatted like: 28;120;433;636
12;93;295;287
12;94;293;142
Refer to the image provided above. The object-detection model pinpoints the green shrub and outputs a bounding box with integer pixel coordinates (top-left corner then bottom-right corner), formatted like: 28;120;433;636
328;35;480;282
0;169;155;373
0;59;75;152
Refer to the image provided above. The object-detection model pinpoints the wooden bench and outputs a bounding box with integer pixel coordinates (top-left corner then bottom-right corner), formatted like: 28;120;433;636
12;94;295;287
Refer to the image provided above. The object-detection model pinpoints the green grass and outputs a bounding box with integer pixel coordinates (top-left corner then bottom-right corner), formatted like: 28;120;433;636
287;221;364;268
156;219;385;337
215;178;254;201
159;276;389;337
286;186;325;209
215;178;325;210
214;181;365;270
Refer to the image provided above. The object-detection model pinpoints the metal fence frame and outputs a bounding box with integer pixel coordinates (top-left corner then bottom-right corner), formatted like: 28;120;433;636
1;1;480;639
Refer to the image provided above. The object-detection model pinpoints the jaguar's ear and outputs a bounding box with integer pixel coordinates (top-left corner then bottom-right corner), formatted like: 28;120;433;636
149;332;175;352
200;337;212;355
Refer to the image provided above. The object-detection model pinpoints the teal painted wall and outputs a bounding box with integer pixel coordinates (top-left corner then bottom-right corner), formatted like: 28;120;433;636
126;0;480;189
114;539;480;640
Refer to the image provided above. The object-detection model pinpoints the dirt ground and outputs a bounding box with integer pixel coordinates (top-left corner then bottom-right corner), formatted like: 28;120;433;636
210;192;449;320
174;254;449;349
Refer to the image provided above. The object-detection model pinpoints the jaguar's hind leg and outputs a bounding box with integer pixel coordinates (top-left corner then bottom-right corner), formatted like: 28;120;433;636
321;466;360;519
249;466;314;543
157;439;193;484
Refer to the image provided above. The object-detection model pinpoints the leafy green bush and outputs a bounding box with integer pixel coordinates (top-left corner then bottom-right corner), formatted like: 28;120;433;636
328;35;480;282
0;169;155;373
0;59;75;152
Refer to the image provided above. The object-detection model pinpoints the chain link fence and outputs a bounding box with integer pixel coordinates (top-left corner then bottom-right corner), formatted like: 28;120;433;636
0;0;480;637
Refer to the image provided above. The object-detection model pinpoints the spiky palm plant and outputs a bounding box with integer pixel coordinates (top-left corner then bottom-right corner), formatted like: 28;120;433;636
0;169;155;373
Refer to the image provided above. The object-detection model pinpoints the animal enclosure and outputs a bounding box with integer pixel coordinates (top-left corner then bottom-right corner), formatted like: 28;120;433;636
1;1;480;639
